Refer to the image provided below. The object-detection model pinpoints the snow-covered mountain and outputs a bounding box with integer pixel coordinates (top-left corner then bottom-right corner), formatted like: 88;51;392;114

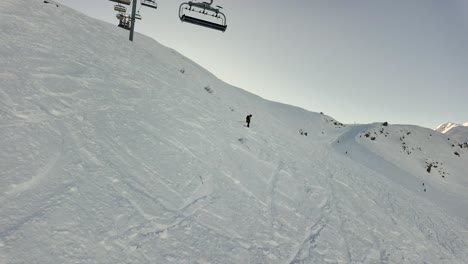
435;122;463;134
436;122;468;143
1;1;468;263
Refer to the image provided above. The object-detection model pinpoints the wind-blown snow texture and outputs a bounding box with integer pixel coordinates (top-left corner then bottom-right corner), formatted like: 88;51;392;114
1;1;468;263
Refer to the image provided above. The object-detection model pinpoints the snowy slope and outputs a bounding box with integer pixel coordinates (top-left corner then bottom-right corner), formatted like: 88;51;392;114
1;1;468;263
446;126;468;143
436;122;468;143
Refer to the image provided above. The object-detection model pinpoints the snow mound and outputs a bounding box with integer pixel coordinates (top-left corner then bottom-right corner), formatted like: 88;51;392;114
1;1;468;263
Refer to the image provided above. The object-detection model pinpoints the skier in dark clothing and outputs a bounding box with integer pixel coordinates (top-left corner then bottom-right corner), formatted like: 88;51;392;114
246;114;252;128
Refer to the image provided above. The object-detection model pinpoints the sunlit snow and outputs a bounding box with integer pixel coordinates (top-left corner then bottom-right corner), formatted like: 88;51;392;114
436;122;468;143
1;1;468;263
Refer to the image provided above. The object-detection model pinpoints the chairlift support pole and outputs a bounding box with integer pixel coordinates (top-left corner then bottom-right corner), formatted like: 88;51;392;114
129;0;138;41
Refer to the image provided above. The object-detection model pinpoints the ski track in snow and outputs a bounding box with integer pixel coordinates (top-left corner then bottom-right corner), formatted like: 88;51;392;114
1;0;468;263
5;145;61;195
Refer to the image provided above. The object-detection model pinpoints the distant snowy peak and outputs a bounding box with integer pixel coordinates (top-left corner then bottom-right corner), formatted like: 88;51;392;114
435;122;466;134
436;122;468;143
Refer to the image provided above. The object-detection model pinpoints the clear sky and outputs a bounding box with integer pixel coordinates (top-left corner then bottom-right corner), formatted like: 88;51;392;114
60;0;468;129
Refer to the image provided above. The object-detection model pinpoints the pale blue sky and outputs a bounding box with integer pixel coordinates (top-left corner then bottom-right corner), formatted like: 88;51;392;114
60;0;468;129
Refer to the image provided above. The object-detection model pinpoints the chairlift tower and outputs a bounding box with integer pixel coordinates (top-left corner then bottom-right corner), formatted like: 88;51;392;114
129;0;137;41
109;0;157;42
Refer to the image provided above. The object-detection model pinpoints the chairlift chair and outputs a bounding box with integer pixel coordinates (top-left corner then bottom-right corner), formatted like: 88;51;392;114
109;0;131;5
116;12;130;21
116;13;131;30
135;12;142;20
141;0;157;9
114;4;126;12
118;21;131;30
179;0;227;32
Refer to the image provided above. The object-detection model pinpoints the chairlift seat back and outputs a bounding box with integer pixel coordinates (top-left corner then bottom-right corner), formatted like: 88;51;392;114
114;5;126;12
141;0;157;9
180;15;226;32
109;0;130;5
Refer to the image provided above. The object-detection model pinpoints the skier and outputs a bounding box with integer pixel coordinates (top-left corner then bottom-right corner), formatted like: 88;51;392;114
245;114;252;128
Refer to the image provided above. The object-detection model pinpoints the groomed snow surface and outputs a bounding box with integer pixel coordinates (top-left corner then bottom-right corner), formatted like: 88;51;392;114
1;1;468;263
